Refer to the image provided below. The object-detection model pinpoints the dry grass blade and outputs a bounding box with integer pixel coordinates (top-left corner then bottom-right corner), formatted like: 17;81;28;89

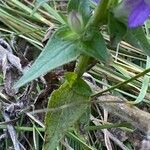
2;112;21;150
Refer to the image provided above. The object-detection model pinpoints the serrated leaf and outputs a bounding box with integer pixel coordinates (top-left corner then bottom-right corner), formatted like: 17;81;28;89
43;73;92;150
124;27;150;57
80;30;112;63
15;27;80;88
68;0;90;24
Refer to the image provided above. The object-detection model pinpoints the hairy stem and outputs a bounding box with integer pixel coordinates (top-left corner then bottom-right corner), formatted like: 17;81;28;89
75;0;109;77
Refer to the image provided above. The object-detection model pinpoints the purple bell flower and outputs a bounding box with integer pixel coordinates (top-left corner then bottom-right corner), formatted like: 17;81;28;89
114;0;150;28
93;0;100;3
94;0;150;28
126;0;150;27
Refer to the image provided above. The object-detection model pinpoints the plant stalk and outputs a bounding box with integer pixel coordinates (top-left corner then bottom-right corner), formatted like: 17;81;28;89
91;0;109;27
75;0;110;77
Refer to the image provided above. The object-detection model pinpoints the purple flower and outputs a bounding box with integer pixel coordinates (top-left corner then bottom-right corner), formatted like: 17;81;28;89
114;0;150;28
95;0;150;28
92;0;100;4
127;0;150;27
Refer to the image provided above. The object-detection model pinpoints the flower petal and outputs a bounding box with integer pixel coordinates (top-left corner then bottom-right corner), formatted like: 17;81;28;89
128;1;150;27
93;0;99;4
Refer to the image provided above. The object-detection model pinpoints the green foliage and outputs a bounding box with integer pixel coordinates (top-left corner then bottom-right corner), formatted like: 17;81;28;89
34;0;66;24
43;72;92;150
132;56;150;104
124;27;150;57
108;12;127;47
15;0;112;88
14;27;81;88
68;11;84;34
67;0;90;24
2;0;150;150
80;29;112;63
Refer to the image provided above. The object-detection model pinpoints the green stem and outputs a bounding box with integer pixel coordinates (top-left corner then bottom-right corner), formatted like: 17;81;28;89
75;0;109;77
91;0;109;27
84;122;131;131
91;67;150;98
75;55;90;77
0;125;44;132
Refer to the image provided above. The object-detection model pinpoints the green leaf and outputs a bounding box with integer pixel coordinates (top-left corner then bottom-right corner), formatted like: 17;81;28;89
85;122;133;131
14;27;80;88
132;56;150;104
32;0;66;24
66;132;94;150
67;0;90;24
65;72;92;96
124;27;150;57
108;12;127;47
80;30;112;63
43;73;92;150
